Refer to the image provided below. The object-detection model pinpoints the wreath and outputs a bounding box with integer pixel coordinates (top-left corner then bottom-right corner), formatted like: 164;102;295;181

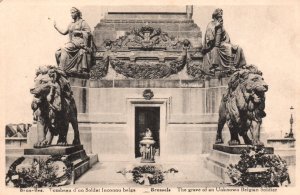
110;56;186;79
5;155;72;188
226;147;291;187
117;166;178;185
132;165;164;185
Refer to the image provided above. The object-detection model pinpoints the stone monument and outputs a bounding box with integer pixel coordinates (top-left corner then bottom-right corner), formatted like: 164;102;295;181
140;128;156;163
68;5;220;162
62;6;256;162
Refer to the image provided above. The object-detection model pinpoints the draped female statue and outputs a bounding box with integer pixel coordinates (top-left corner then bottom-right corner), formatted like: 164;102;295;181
54;7;92;74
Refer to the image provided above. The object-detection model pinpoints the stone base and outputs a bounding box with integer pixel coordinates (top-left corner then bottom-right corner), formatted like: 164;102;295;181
88;153;99;167
204;149;240;182
72;157;90;182
213;144;274;154
24;145;84;155
205;144;274;182
141;159;155;163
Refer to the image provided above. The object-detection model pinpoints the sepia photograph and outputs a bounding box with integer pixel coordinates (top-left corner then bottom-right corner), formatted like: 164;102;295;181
0;0;299;194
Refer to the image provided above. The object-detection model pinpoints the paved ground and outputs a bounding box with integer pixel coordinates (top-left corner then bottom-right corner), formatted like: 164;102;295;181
73;158;296;188
74;160;225;187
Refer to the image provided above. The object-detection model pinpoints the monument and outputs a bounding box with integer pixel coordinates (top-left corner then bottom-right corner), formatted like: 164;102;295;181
68;5;220;162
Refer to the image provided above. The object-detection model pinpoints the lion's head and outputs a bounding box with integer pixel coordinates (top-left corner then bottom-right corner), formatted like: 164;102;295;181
30;66;65;130
240;68;267;104
30;66;58;100
227;65;268;116
31;65;73;121
30;66;70;108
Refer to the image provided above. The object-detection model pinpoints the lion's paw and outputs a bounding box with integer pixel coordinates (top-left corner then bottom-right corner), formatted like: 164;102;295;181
215;138;224;144
34;142;42;148
252;140;264;146
41;139;50;146
34;140;50;148
72;138;81;145
228;140;240;145
57;141;68;146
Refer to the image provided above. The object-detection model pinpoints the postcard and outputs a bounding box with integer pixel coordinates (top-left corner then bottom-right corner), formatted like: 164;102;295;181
0;0;299;194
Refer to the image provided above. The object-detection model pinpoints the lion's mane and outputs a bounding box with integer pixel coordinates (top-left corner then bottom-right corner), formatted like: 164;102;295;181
223;64;266;134
216;65;268;145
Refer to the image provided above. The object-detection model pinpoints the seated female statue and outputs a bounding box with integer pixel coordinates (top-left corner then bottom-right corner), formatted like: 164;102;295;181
54;7;92;74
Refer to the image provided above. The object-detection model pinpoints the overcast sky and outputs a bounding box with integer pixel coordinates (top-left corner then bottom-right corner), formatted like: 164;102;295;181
0;0;299;137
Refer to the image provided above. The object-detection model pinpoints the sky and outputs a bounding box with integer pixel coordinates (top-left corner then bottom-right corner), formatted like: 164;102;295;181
0;0;299;137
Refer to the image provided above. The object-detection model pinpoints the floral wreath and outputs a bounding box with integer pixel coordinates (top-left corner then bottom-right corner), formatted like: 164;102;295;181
6;154;73;188
226;147;291;187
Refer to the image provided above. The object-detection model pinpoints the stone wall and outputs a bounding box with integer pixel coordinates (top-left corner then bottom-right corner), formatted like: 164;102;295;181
93;11;202;49
69;78;230;161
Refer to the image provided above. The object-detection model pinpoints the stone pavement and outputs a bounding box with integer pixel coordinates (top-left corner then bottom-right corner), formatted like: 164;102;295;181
74;159;224;187
73;157;296;188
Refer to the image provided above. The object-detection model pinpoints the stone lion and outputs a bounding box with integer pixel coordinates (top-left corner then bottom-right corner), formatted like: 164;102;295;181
30;65;80;147
215;65;268;146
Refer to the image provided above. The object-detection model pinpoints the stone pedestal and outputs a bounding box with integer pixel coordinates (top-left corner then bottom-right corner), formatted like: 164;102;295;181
204;144;274;182
23;145;96;183
212;144;274;154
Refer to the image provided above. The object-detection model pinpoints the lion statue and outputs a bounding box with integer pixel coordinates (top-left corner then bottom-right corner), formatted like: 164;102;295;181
30;65;80;147
215;65;268;146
